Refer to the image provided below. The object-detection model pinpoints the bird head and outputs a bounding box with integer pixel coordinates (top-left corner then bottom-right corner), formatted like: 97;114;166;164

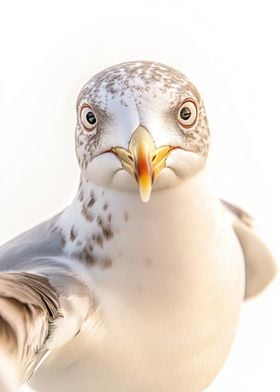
75;61;210;202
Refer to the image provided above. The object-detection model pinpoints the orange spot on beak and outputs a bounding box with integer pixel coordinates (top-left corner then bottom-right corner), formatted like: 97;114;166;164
134;141;153;203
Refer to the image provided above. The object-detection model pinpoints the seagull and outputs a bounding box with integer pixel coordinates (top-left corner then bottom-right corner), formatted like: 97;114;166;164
0;61;277;392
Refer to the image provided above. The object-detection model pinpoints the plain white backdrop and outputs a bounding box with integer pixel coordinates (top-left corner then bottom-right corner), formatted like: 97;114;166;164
0;0;279;390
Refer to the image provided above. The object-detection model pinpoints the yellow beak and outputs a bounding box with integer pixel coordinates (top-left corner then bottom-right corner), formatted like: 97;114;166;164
111;125;174;203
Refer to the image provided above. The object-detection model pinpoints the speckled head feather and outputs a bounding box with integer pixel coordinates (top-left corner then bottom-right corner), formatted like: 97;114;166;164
75;61;210;176
78;61;201;108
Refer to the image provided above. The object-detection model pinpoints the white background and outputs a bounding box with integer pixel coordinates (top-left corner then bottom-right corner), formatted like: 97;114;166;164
0;0;279;390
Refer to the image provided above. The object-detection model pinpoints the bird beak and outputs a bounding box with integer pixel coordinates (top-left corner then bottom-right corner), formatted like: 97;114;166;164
110;125;174;203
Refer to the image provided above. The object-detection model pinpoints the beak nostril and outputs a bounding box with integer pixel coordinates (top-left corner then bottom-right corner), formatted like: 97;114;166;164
151;154;157;162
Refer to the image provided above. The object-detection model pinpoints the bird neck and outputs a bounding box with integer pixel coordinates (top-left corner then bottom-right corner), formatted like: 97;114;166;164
55;168;228;311
57;168;221;259
74;168;214;218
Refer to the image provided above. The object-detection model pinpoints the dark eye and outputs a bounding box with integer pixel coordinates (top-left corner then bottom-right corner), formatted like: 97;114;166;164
80;104;97;131
177;99;197;128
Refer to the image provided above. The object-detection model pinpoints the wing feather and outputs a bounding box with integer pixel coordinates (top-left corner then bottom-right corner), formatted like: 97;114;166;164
0;266;92;390
0;273;60;387
222;200;277;299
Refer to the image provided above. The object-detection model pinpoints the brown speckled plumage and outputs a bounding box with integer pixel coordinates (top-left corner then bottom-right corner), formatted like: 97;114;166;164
70;226;78;242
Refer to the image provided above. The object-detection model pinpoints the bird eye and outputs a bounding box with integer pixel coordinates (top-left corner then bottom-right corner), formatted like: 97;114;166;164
177;99;197;129
80;104;97;131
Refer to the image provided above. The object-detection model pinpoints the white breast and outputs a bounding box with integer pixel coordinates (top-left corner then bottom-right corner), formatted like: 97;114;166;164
29;172;245;392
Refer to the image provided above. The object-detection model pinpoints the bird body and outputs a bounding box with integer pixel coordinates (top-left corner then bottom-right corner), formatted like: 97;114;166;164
27;172;243;391
0;61;276;392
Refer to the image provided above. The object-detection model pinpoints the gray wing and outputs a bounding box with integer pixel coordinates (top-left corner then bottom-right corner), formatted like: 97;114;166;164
0;272;59;389
221;200;277;299
0;215;93;390
0;269;92;391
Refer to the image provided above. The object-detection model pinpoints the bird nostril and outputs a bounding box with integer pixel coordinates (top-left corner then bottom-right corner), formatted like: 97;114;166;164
151;154;157;162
